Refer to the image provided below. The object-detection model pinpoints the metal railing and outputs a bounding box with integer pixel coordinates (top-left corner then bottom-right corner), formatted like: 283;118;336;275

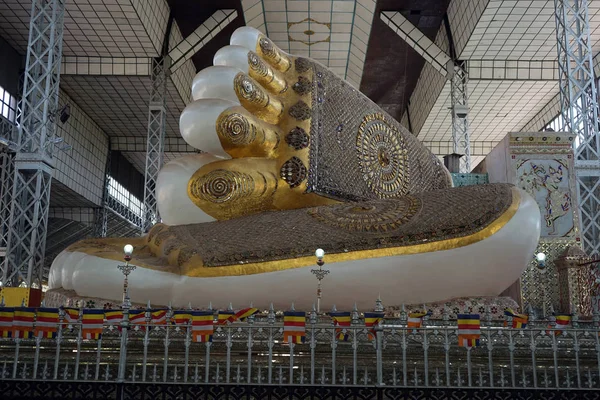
1;309;600;389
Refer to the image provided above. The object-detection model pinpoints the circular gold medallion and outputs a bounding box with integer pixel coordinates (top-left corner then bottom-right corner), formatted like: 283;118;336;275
356;113;409;198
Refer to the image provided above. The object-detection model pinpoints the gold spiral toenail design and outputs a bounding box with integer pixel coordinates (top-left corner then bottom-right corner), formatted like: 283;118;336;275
257;35;291;72
217;112;257;146
248;51;288;94
189;169;255;204
248;51;269;76
188;160;280;220
233;73;283;124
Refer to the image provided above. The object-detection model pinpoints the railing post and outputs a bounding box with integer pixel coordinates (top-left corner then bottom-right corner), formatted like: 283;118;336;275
74;309;83;380
53;307;64;379
351;303;359;386
141;302;151;381
422;328;429;387
225;325;232;383
267;303;275;384
376;325;383;386
117;308;130;382
33;335;41;378
310;304;317;385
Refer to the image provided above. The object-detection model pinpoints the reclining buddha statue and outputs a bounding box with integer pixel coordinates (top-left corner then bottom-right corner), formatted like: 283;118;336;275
49;27;541;310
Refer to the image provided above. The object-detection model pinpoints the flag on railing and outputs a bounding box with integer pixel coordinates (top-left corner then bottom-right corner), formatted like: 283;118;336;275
82;310;104;340
0;308;14;338
104;310;123;325
232;307;259;323
172;310;192;327
457;314;480;347
549;314;572;335
191;310;214;342
504;308;528;329
217;308;258;324
364;312;384;340
150;309;167;325
34;308;59;339
63;308;79;324
283;311;306;344
129;310;146;327
217;310;235;325
329;311;351;341
12;307;35;339
408;311;429;329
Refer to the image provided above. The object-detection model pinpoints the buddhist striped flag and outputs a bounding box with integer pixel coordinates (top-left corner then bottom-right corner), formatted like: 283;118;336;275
329;311;351;341
408;311;429;329
82;310;104;340
232;307;259;322
217;308;258;325
150;310;168;325
34;308;59;339
13;308;35;339
364;312;384;340
129;310;146;327
191;311;214;342
104;310;123;325
550;314;571;335
63;308;80;324
172;311;192;327
283;311;306;344
0;308;14;338
217;310;235;325
457;314;480;347
504;309;528;329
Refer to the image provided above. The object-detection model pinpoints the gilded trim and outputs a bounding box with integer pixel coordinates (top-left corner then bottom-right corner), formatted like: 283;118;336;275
67;188;521;279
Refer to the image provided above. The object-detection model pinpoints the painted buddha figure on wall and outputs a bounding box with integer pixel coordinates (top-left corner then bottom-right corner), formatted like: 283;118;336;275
48;27;541;309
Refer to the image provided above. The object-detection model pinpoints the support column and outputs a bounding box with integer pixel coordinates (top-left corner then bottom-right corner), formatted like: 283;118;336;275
554;0;600;256
142;56;170;233
450;61;471;173
0;150;15;260
1;0;65;287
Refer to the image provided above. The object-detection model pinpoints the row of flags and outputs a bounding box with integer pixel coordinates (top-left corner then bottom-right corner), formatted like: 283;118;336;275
0;307;259;342
456;310;573;349
0;306;572;346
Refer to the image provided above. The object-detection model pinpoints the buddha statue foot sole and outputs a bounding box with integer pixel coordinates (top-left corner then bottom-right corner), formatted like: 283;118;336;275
49;184;540;309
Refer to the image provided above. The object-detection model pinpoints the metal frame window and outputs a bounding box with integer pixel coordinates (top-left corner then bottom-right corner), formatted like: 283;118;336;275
0;86;17;124
543;114;565;132
107;176;143;222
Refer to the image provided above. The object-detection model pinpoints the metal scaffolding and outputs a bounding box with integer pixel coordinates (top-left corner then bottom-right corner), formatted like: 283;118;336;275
380;11;472;172
141;56;170;234
0;0;65;287
0;150;15;261
450;61;471;173
554;0;600;257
